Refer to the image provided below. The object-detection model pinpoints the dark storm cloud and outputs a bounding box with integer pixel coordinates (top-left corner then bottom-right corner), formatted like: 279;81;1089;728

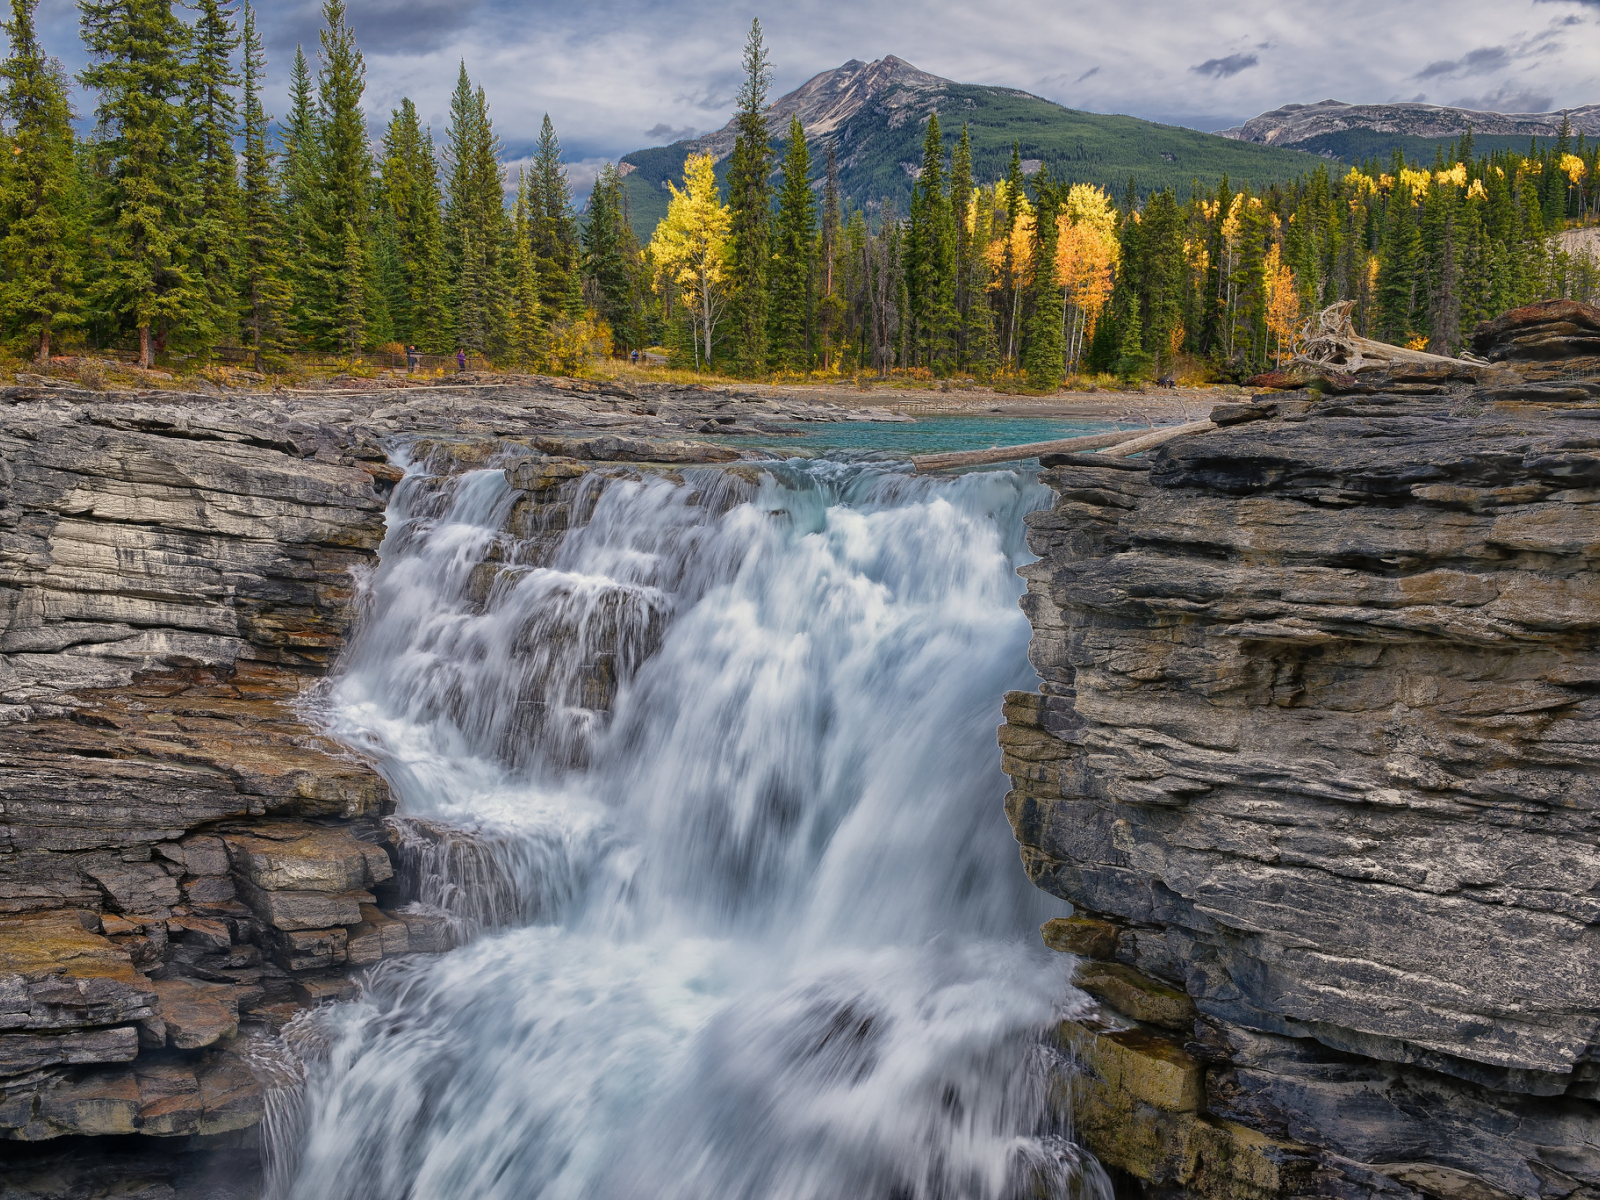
1451;84;1557;112
268;0;487;56
646;122;699;141
1190;53;1259;77
1415;46;1511;78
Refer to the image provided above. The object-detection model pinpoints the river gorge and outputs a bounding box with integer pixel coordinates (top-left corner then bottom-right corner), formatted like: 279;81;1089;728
0;316;1594;1200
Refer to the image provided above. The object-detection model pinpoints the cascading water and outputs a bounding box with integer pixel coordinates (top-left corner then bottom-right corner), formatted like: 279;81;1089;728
275;451;1107;1200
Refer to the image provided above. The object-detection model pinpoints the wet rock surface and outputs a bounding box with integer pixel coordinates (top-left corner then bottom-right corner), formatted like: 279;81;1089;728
1005;377;1600;1197
0;376;895;1191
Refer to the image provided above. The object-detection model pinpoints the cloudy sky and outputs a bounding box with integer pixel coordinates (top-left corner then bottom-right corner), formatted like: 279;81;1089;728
29;0;1600;199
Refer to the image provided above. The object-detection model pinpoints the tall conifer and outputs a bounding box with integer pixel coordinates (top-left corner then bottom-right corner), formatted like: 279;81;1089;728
380;98;449;351
281;45;320;342
79;0;199;367
583;163;641;353
239;2;290;370
768;116;815;370
530;114;579;318
1023;170;1064;388
0;0;82;360
311;0;371;350
187;0;240;349
725;19;772;374
510;168;545;366
445;65;508;357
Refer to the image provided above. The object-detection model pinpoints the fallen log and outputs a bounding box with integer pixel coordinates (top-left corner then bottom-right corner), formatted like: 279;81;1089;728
910;420;1213;472
1100;420;1217;458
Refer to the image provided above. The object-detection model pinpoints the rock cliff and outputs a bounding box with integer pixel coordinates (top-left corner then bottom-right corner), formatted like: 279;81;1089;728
1004;371;1600;1197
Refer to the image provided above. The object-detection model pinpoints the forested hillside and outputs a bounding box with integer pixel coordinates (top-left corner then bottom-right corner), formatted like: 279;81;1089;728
619;56;1321;240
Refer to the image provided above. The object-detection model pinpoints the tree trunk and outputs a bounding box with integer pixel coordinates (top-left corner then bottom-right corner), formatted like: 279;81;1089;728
140;326;153;370
37;322;50;365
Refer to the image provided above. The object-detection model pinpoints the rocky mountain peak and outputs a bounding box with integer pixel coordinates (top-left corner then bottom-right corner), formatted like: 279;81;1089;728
1220;98;1600;145
668;55;957;163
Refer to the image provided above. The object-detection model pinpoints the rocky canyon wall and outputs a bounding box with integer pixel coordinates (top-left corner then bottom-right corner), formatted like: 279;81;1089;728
1004;367;1599;1199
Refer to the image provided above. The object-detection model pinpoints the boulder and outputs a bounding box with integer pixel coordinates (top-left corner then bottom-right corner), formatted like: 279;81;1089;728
1470;298;1600;362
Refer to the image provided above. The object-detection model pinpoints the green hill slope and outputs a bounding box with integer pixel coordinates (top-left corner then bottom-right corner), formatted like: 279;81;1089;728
619;58;1322;241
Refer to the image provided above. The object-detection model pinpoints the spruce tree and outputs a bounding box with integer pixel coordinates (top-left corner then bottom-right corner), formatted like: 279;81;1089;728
725;18;772;375
530;114;579;318
79;0;200;368
380;98;449;352
281;45;321;342
999;143;1025;367
950;124;977;367
310;0;371;351
905;112;955;371
238;2;291;370
444;65;509;358
582;163;640;354
1376;184;1422;343
768;116;815;370
187;0;240;350
816;144;844;370
0;0;83;361
510;168;545;366
1116;288;1150;383
1023;170;1064;389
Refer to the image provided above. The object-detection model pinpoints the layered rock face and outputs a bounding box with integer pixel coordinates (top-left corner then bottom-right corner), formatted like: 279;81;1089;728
0;377;865;1189
1005;383;1599;1198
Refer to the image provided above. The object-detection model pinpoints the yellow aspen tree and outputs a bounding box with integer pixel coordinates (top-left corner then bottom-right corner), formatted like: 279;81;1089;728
647;153;731;369
1054;183;1118;372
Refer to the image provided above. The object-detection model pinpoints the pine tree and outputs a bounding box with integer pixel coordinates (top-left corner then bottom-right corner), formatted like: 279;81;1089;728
509;168;545;366
905;111;955;371
0;0;83;361
309;0;371;351
1376;183;1422;343
79;0;200;368
238;2;291;370
444;65;509;358
187;0;240;351
768;116;816;370
999;143;1026;367
1116;287;1150;383
725;18;772;375
379;99;449;352
1023;169;1064;389
583;162;641;354
950;123;977;367
816;144;844;370
281;45;321;342
530;114;579;318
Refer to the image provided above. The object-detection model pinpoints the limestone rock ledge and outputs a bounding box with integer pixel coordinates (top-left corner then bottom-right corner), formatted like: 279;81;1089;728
0;400;446;1178
1005;384;1600;1199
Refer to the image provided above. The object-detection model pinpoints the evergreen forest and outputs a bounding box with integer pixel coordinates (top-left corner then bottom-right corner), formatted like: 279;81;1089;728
1;1;1597;385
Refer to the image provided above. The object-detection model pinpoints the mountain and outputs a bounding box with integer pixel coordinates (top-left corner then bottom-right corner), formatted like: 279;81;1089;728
617;56;1320;240
1218;99;1600;163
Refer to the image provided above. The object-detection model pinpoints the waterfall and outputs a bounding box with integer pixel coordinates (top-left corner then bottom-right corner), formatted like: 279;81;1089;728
279;454;1108;1200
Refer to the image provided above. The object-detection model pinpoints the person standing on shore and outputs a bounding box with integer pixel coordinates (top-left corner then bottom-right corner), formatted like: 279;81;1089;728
406;345;419;372
457;348;466;372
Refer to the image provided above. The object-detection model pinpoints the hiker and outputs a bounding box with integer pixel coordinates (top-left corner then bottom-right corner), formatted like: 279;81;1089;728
457;348;466;372
406;344;419;373
631;349;638;365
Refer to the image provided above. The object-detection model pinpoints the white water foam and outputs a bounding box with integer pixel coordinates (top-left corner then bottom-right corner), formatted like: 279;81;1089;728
277;456;1106;1200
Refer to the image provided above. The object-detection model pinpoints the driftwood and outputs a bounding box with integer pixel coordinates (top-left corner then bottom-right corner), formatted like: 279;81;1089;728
909;419;1214;472
1292;301;1489;373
